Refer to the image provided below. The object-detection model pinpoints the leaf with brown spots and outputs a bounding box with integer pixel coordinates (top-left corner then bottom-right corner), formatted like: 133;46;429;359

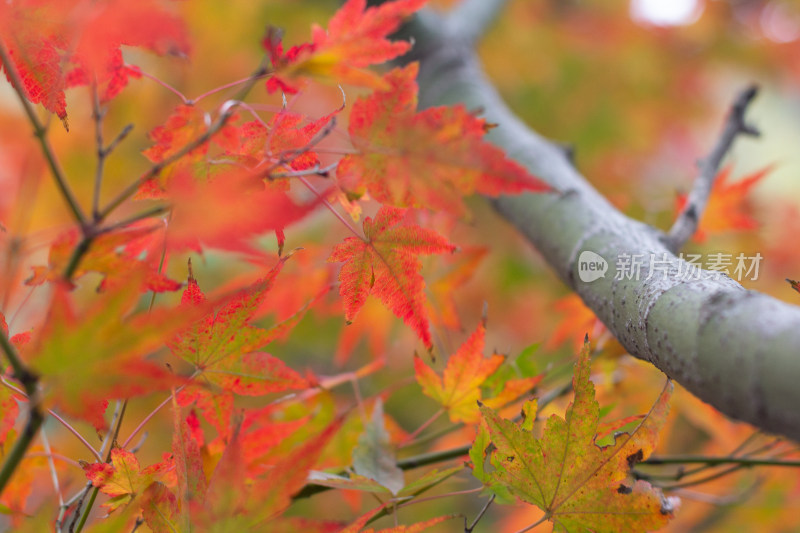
472;340;677;532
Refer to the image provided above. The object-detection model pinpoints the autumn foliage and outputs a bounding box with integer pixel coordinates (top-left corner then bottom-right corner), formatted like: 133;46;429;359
1;0;800;532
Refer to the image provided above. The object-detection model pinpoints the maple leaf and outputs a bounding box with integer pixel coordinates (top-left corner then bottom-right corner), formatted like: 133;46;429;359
250;419;343;524
265;0;426;92
139;482;179;533
675;165;769;242
25;226;181;293
171;402;208;528
162;168;320;255
169;258;309;405
472;341;677;532
233;111;336;182
0;0;189;125
83;448;170;512
328;206;455;349
336;63;551;215
415;319;542;423
24;272;200;428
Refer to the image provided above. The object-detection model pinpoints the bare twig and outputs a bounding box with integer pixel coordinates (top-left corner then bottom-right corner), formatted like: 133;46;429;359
465;494;495;532
91;81;134;221
664;85;760;251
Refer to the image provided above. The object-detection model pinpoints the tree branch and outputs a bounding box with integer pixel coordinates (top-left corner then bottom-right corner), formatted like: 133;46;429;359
0;333;43;498
404;10;800;441
445;0;510;45
664;85;760;252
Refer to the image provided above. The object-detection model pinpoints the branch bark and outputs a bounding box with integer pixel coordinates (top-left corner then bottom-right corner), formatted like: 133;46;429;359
403;9;800;441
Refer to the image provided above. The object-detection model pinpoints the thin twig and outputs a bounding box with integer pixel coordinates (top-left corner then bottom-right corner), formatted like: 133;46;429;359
91;82;106;220
97;206;170;235
643;454;800;468
465;494;495;532
298;176;363;238
138;69;189;104
0;378;103;461
40;428;64;507
664;85;760;251
91;80;134;221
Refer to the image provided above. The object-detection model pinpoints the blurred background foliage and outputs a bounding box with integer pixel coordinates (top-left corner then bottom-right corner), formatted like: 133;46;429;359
2;0;800;531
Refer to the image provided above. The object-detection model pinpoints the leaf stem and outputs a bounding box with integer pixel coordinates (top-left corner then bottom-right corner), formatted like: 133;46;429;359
298;176;362;239
514;513;550;533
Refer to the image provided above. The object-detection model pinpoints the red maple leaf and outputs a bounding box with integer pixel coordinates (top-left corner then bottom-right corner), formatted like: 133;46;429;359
0;0;189;125
336;64;550;215
264;0;426;93
230;110;336;183
328;206;455;349
169;259;310;434
162;168;320;255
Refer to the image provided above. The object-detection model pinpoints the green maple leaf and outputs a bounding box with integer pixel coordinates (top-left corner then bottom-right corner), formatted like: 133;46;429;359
473;341;677;532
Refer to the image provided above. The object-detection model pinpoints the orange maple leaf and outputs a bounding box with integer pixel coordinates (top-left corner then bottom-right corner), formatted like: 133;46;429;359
264;0;426;93
336;63;550;215
25;225;181;293
328;206;455;349
415;319;542;423
675;165;769;242
472;342;677;532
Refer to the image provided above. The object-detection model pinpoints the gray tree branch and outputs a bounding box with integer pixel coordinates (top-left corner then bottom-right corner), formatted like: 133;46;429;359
402;11;800;441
